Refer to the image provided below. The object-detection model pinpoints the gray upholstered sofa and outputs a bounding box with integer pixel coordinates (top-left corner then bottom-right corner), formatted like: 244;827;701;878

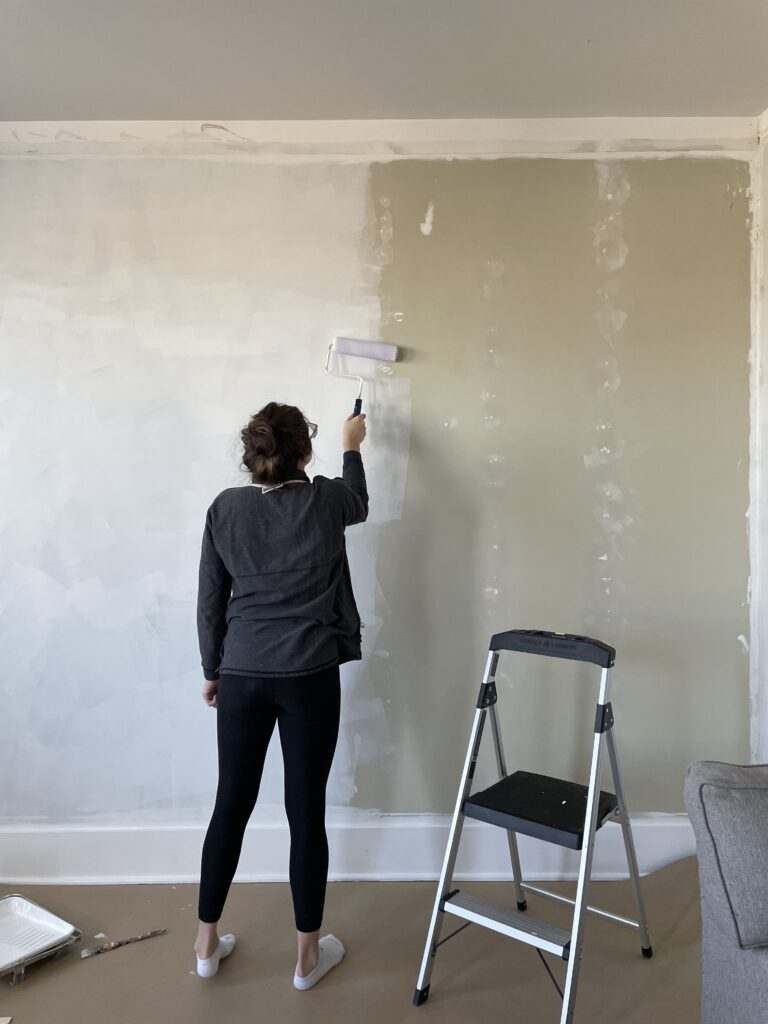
684;761;768;1024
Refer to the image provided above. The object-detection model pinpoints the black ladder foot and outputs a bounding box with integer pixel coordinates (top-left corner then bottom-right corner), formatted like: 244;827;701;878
517;899;528;912
413;985;430;1006
641;945;654;959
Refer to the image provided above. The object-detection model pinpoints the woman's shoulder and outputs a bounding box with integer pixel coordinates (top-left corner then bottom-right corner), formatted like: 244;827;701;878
209;484;257;509
310;473;346;495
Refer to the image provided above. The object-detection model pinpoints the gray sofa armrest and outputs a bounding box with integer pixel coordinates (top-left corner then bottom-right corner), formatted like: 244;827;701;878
684;761;768;949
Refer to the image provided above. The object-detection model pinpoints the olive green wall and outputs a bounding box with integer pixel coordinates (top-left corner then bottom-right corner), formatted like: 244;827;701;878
358;157;751;813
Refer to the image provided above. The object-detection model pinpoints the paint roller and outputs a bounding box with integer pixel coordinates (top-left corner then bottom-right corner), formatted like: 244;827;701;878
324;336;400;416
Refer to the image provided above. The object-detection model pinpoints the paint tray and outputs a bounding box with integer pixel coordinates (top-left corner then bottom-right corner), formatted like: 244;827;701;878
0;894;81;984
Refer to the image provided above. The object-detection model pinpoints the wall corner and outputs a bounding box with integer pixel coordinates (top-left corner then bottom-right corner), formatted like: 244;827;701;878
750;108;768;760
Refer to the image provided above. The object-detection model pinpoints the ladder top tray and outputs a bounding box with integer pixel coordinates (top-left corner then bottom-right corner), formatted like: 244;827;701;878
463;771;618;850
489;630;615;667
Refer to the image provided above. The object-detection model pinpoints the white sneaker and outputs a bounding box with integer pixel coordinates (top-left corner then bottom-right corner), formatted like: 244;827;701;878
196;933;236;978
293;934;345;990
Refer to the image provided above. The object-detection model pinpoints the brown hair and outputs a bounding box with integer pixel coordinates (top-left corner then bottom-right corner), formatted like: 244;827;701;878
241;402;313;485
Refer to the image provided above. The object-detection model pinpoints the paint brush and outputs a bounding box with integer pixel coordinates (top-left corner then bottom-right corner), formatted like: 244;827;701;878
80;928;167;958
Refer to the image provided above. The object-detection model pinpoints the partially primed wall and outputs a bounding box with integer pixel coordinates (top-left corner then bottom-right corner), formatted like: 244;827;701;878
0;158;405;822
366;157;751;812
0;152;751;831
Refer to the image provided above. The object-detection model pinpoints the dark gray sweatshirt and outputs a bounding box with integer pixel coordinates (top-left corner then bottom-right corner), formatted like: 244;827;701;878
197;451;368;680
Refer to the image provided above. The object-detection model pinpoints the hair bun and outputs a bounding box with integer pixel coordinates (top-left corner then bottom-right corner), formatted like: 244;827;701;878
241;402;313;486
250;419;277;457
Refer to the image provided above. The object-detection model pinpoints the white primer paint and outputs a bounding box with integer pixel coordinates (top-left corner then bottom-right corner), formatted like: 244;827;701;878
0;156;410;823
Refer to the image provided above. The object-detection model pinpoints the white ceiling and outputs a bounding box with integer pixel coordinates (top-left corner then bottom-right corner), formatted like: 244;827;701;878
2;0;768;121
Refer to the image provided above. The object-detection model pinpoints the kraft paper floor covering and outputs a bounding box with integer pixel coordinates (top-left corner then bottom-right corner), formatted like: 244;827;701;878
1;856;701;1024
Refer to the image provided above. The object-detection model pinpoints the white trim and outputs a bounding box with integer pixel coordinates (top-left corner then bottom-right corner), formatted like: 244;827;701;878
751;108;768;760
0;812;693;886
0;117;758;160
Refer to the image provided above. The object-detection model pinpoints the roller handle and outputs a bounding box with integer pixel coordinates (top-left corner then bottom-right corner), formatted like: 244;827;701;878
352;397;363;417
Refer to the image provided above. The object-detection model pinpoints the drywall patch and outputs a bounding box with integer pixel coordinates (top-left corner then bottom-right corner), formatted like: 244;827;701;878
586;162;632;633
420;200;435;236
375;195;394;265
478;256;508;618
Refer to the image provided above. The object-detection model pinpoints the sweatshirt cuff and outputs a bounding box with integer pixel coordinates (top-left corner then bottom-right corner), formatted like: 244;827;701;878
343;449;363;462
203;668;220;681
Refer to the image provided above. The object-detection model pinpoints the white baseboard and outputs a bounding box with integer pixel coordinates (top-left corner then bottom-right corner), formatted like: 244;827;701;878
0;810;694;886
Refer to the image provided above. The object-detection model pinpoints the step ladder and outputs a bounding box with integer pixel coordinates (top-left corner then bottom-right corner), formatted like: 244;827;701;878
413;630;652;1023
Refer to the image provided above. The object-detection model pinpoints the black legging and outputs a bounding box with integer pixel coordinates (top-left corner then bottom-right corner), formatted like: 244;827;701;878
198;665;341;932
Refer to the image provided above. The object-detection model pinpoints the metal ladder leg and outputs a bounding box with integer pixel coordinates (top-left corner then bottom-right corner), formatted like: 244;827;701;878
559;668;612;1024
606;726;652;956
413;652;498;1006
488;702;527;911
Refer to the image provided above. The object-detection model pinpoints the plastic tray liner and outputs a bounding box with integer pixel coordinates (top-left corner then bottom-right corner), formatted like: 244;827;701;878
0;895;77;973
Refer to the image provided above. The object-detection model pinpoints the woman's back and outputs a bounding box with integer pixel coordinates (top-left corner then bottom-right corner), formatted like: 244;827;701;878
198;452;368;678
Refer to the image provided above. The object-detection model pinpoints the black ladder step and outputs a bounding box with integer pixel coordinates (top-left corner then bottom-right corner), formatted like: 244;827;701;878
463;770;618;850
443;891;571;959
